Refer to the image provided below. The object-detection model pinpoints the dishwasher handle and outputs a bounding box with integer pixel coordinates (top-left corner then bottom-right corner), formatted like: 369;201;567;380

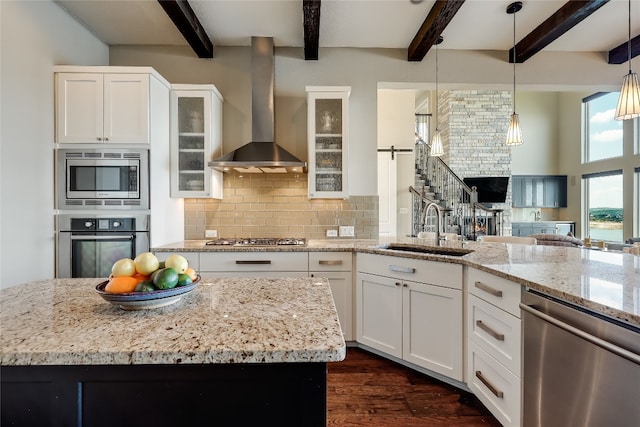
520;303;640;365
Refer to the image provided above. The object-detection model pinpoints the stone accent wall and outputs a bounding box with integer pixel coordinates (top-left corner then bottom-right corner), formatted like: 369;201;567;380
184;173;379;240
441;90;513;234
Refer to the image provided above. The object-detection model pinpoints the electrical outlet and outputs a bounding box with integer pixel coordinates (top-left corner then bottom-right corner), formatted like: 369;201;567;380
205;229;218;238
399;208;408;215
326;229;338;237
339;226;354;237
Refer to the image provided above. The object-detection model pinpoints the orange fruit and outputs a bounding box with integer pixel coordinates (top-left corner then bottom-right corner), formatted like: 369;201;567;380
185;267;198;281
133;272;150;284
104;276;138;294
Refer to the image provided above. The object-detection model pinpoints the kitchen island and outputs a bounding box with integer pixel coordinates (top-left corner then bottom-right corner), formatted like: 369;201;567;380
0;277;345;426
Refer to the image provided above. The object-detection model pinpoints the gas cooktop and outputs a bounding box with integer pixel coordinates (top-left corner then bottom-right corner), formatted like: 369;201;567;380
205;238;307;247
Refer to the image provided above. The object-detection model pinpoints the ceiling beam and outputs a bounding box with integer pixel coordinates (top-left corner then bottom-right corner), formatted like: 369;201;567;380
303;0;321;60
158;0;214;58
509;0;610;63
407;0;465;62
608;35;640;64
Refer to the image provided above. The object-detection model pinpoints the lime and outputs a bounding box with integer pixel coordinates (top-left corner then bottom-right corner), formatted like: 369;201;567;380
176;273;193;287
135;280;157;292
153;267;179;290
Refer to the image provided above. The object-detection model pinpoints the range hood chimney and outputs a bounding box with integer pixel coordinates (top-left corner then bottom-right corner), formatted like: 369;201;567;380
209;37;307;173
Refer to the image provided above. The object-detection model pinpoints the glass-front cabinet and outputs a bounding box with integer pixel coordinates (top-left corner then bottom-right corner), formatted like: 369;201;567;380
306;86;351;199
170;84;223;198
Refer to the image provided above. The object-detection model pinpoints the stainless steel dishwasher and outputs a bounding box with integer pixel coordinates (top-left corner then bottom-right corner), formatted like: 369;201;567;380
520;290;640;426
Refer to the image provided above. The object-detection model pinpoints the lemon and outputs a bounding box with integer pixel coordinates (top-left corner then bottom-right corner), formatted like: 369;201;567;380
134;252;160;275
111;258;136;277
164;254;188;274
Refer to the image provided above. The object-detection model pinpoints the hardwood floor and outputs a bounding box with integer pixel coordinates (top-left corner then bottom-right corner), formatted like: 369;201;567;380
327;347;502;426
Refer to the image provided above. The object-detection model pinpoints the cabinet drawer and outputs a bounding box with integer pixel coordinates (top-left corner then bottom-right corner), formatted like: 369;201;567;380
467;294;521;375
467;268;521;317
357;253;462;290
200;252;308;272
467;340;522;427
154;252;200;271
309;252;352;271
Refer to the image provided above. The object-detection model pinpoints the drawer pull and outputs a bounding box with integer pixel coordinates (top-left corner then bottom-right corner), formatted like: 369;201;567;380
475;281;503;298
389;265;415;274
319;260;343;265
476;320;505;341
235;260;271;265
475;371;504;399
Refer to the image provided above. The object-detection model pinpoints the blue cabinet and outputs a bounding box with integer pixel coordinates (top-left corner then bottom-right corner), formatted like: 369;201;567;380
512;175;567;208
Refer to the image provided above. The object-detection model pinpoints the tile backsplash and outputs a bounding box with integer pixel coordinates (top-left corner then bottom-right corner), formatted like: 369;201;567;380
184;173;379;239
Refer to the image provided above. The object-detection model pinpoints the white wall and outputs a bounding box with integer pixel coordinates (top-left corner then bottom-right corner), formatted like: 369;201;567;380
0;1;108;288
511;92;560;175
111;45;629;199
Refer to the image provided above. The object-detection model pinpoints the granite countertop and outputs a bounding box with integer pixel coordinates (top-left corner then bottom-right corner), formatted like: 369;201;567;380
154;238;640;328
511;220;576;223
0;277;346;366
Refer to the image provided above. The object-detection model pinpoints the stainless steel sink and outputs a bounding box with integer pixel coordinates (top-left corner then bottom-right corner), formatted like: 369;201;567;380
379;243;473;257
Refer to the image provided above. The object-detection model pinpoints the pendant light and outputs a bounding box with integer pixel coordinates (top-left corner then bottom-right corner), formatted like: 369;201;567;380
505;2;524;146
431;36;444;156
614;0;640;120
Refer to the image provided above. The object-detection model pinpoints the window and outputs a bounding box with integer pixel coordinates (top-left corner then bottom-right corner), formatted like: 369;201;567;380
582;171;623;242
583;92;623;162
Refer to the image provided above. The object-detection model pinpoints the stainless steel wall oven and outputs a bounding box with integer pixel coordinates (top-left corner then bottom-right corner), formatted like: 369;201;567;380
56;148;149;210
56;214;149;278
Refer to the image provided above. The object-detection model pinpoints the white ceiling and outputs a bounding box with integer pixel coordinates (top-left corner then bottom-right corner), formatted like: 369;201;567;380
55;0;640;55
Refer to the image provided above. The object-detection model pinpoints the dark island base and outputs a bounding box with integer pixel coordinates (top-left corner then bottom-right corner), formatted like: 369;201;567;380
1;362;327;427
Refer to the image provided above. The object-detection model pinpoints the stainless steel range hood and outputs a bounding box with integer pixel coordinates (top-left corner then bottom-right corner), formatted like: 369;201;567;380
209;37;307;174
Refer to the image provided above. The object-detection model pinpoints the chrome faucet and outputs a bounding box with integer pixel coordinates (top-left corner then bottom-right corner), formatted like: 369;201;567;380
424;202;443;245
530;210;541;221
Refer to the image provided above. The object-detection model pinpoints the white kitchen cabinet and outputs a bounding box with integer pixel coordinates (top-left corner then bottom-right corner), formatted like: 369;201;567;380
199;251;308;278
356;253;464;381
306;86;351;199
309;252;353;341
55;72;150;144
466;267;523;427
170;85;223;198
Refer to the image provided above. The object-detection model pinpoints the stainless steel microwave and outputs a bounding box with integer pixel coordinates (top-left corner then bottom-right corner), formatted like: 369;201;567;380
56;148;149;210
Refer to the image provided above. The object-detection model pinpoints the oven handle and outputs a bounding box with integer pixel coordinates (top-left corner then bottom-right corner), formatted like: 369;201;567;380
520;303;640;365
70;235;135;241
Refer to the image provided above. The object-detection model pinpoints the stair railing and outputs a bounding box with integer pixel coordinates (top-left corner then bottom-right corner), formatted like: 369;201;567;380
411;149;503;240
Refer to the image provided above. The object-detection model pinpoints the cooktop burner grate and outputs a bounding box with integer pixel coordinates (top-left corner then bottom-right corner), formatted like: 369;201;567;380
205;238;306;246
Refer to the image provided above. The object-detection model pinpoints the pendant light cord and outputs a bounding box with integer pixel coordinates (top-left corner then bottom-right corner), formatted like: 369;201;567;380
435;41;439;128
513;8;516;114
628;0;632;74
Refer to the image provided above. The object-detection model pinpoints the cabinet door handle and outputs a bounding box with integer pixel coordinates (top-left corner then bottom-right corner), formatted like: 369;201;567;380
319;260;342;265
395;282;401;287
403;283;408;288
389;265;415;274
475;371;504;398
475;281;503;298
236;260;271;265
476;320;505;341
